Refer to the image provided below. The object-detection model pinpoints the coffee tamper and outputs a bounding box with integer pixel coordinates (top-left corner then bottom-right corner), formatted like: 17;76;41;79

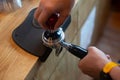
42;14;88;59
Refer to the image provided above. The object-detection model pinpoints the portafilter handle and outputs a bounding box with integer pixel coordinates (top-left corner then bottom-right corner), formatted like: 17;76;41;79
60;41;88;59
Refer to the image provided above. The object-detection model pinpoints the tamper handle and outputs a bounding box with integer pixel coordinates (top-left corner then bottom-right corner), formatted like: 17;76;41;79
46;13;59;30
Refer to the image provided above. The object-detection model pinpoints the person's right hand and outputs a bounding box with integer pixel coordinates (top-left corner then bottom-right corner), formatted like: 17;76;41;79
34;0;75;30
78;47;111;79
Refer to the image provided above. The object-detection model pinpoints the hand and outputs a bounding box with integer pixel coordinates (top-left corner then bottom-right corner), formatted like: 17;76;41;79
78;47;111;79
34;0;75;30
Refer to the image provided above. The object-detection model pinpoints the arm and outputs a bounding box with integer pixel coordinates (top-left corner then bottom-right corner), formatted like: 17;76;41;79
34;0;75;30
78;46;120;80
109;66;120;80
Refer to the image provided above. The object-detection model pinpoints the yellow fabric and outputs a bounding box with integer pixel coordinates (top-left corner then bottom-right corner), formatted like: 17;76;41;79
103;62;119;73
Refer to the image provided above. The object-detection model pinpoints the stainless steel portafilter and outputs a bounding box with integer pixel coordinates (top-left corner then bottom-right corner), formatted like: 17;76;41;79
42;13;88;59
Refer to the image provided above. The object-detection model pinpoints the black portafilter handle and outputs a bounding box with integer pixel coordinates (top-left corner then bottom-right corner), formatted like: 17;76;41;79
67;44;88;59
60;41;88;59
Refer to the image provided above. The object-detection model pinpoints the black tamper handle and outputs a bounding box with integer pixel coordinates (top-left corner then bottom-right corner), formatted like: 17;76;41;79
60;41;88;59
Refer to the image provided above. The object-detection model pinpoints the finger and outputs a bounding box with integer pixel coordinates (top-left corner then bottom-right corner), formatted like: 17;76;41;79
34;7;42;20
54;12;69;30
106;54;112;60
38;9;53;30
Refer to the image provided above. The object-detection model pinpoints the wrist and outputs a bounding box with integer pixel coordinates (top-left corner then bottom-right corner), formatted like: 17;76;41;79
109;65;120;80
103;62;119;74
100;61;120;80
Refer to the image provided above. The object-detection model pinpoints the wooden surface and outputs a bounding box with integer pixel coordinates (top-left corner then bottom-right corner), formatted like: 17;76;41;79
96;10;120;62
0;0;97;80
90;0;111;46
86;0;120;62
0;0;39;80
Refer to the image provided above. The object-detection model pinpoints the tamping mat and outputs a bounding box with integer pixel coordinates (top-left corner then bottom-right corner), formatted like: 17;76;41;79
12;8;71;62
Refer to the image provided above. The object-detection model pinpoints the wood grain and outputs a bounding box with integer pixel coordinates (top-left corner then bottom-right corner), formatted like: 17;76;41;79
0;0;39;80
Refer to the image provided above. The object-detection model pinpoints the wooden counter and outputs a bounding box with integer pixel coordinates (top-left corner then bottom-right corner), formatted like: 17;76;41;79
0;0;39;80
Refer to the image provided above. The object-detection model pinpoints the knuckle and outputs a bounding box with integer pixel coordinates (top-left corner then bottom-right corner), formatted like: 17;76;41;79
88;46;96;51
44;5;54;12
